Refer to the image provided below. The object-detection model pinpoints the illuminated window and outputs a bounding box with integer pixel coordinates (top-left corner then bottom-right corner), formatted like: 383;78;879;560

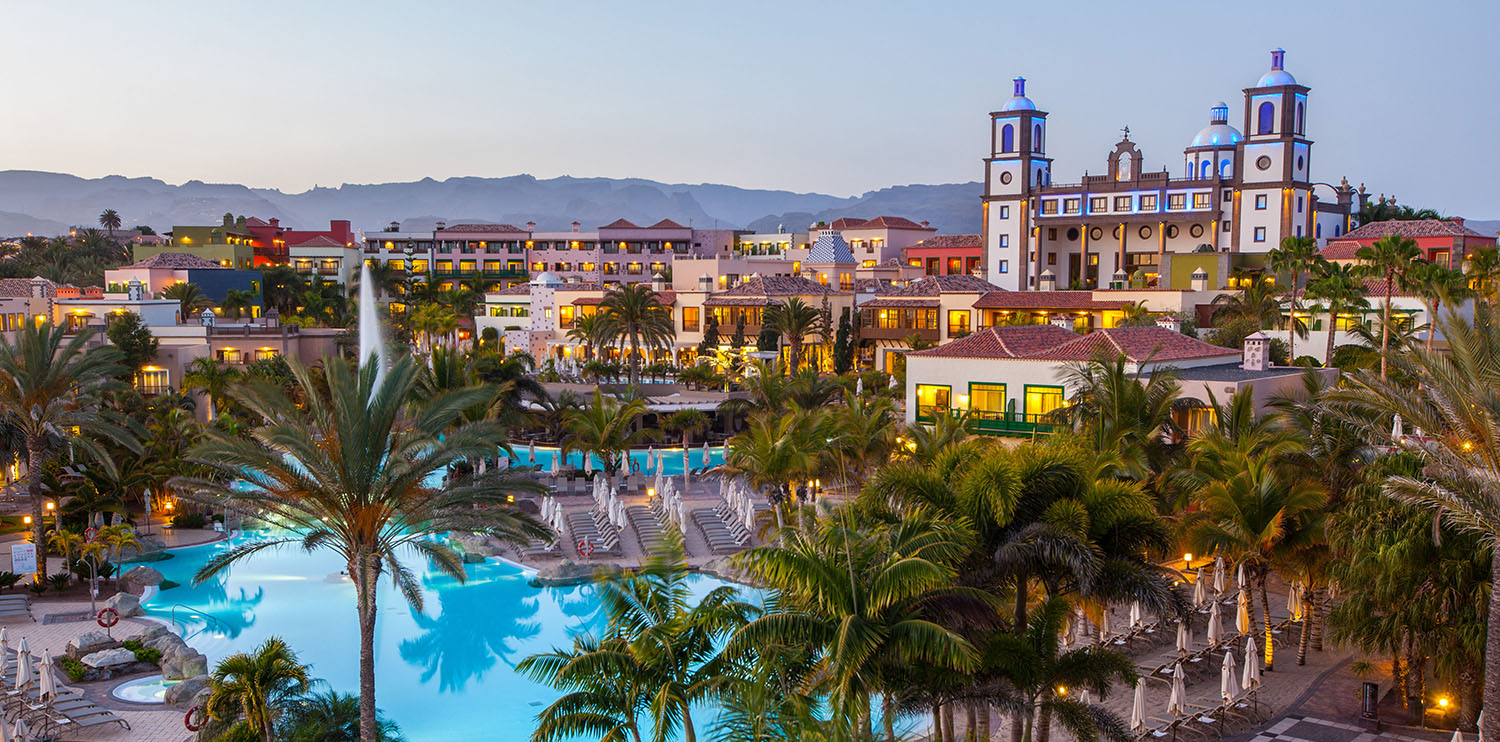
1193;193;1211;209
1168;194;1186;210
1114;196;1132;211
1024;385;1065;420
947;310;970;335
1255;194;1268;210
135;367;169;395
1041;200;1058;215
1090;197;1107;212
915;385;951;419
683;306;700;331
970;383;1006;414
1063;198;1080;214
558;306;575;329
1140;195;1158;211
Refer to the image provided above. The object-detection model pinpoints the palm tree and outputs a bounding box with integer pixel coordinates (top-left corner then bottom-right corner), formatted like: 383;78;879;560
408;303;458;352
1059;354;1181;485
260;265;305;317
1304;260;1369;366
1325;304;1500;739
1405;260;1472;350
718;409;831;533
1465;245;1500;303
518;633;653;742
567;312;610;361
562;390;653;479
1210;272;1283;329
205;637;313;742
278;689;405;741
98;209;122;238
661;409;710;451
763;298;821;374
161;281;212;323
983;598;1136;742
173;355;547;741
0;322;129;581
828;390;896;492
1354;234;1421;378
96;524;140;587
222;289;256;321
730;505;981;739
1267;236;1321;361
599;284;675;385
351;260;406;302
183;357;242;420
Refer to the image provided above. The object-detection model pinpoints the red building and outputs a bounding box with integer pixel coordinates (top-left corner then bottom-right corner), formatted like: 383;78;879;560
242;217;355;266
1325;218;1497;269
904;234;983;276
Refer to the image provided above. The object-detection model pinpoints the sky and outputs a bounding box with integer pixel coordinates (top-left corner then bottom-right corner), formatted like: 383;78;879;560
3;0;1497;217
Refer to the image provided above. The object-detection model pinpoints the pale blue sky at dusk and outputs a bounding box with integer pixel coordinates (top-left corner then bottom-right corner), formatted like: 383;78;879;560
3;0;1496;216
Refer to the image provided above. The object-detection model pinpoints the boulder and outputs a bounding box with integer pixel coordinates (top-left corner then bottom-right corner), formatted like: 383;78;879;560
66;631;118;659
164;675;210;709
81;648;136;669
121;623;171;645
145;631;187;656
531;560;620;587
162;647;208;681
121;565;164;590
103;592;142;618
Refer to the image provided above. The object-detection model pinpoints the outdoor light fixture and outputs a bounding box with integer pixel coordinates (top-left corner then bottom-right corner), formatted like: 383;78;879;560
1184;553;1193;568
22;516;31;525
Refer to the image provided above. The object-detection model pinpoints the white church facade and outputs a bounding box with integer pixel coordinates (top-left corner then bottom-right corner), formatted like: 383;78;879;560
982;49;1365;292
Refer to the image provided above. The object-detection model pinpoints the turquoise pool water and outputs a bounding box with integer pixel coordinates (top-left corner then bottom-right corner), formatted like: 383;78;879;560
508;445;725;475
141;531;749;740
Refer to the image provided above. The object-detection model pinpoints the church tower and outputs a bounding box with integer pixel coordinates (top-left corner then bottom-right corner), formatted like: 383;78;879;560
1234;49;1313;252
983;78;1051;290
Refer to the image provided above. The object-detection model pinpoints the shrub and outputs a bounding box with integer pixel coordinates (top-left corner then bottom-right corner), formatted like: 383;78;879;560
170;513;208;529
121;641;162;665
0;572;20;592
69;559;115;581
57;656;86;683
26;583;47;596
46;574;71;593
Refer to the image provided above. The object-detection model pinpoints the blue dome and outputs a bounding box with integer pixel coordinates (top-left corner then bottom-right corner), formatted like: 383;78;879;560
1257;69;1297;87
1002;95;1037;112
1191;124;1243;148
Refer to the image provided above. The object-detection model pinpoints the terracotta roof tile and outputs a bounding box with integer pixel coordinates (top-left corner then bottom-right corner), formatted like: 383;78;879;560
882;275;1003;296
861;297;941;309
909;325;1076;359
703;296;777;307
573;291;675;306
0;277;56;298
830;215;932;230
289;235;345;248
715;275;836;297
122;252;228;270
437;223;528;233
1318;240;1361;260
646;219;688;230
1345;219;1491;240
910;234;982;249
972;290;1133;310
1035;327;1239;363
598;218;642;229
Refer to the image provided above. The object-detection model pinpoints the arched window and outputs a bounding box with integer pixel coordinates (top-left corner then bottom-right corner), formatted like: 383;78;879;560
1257;102;1275;135
1033;124;1043;153
1295;102;1304;134
1001;124;1014;153
1035;169;1044;186
1219;159;1231;177
1200;160;1211;179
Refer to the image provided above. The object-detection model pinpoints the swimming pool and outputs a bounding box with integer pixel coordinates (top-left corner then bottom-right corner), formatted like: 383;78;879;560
507;445;725;476
141;531;748;740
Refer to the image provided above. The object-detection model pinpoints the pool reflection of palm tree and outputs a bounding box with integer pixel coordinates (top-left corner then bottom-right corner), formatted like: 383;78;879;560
149;568;265;639
397;570;544;693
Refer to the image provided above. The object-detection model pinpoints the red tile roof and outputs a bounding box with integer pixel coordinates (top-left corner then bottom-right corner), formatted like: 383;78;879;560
703;296;777;307
598;218;641;229
122;252;228;270
910;325;1077;359
1344;219;1492;240
289;235;345;248
1035;327;1238;363
242;216;271;228
861;297;941;309
1318;240;1361;260
910;234;982;249
715;275;836;297
572;291;675;306
0;277;55;298
827;215;932;230
972;290;1133;310
1360;277;1417;298
437;223;528;233
646;219;688;230
880;274;1002;296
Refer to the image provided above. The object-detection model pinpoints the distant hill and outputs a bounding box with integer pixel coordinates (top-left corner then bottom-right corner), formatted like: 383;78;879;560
0;170;984;237
1465;220;1500;238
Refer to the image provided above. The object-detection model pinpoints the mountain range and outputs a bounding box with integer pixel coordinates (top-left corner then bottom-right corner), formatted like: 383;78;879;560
0;171;983;238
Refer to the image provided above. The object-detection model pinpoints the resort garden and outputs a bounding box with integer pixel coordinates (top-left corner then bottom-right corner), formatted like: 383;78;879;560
1;243;1498;742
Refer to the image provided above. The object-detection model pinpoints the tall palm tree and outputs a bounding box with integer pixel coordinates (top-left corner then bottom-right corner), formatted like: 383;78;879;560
1325;304;1500;739
562;390;653;479
567;312;610;361
1210;272;1283;329
183;357;242;420
206;637;313;742
162;281;212;323
599;284;675;385
661;409;710;450
173;355;547;741
730;505;981;739
0;322;129;580
827;390;896;492
351;260;406;302
1406;260;1472;350
1464;245;1500;303
1059;354;1181;485
718;409;831;533
1354;234;1421;378
763;298;822;374
278;689;405;742
408;303;458;352
260;265;306;317
1304;260;1369;366
518;633;654;742
1267;236;1321;362
97;209;122;238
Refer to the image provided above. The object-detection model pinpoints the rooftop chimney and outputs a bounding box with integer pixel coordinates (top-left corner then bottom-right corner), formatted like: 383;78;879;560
389;221;400;232
920;221;930;228
1242;331;1270;371
269;218;280;228
571;221;580;232
435;221;446;230
526;221;537;232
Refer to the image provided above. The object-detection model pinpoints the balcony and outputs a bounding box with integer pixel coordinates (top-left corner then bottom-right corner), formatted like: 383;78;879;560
860;326;939;342
915;408;1062;438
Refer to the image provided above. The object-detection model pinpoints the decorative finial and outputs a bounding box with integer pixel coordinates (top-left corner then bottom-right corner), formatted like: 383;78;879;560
1013;77;1026;97
1121;125;1131;140
1270;48;1285;71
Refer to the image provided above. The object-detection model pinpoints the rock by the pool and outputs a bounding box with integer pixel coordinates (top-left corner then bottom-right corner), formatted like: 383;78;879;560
145;631;187;657
162;647;208;681
164;675;209;708
104;591;142;617
81;648;136;669
66;631;118;659
122;623;170;645
121;565;164;590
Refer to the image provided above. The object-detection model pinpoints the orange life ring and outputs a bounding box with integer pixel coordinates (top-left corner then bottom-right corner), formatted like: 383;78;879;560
576;539;595;558
96;607;119;629
185;705;206;731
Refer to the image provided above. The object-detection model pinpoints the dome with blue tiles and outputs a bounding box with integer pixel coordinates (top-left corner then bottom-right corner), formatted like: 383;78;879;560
1256;48;1297;87
806;230;854;264
1190;102;1243;148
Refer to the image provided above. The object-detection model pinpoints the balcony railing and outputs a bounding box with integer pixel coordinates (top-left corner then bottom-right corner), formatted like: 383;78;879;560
915;408;1062;438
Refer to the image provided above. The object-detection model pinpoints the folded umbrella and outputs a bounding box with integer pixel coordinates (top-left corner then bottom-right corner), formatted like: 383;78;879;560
1193;567;1206;607
1236;588;1250;635
1213;556;1226;595
1207;600;1223;645
13;650;31;691
1176;620;1190;654
1168;662;1186;717
1129;601;1141;628
1130;678;1146;732
38;659;55;701
1221;650;1239;702
1243;636;1261;690
1287;583;1302;621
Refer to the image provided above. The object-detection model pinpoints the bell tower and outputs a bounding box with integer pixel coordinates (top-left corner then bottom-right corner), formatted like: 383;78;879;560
1236;48;1313;252
983;78;1051;290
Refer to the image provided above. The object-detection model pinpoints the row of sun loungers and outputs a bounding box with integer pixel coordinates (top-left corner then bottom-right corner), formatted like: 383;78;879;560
0;595;32;624
520;538;560;558
626;506;672;556
565;510;622;557
0;650;130;736
691;507;751;554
